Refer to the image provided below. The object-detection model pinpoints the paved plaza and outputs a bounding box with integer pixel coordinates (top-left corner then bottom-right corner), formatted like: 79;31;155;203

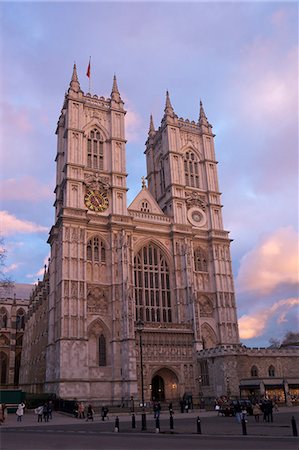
1;406;298;450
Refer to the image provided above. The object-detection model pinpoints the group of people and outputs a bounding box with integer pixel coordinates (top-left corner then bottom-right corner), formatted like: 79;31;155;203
34;401;53;422
253;398;277;423
74;401;96;421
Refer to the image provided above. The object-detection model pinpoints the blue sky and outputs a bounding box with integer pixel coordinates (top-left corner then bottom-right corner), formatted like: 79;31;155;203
0;1;298;346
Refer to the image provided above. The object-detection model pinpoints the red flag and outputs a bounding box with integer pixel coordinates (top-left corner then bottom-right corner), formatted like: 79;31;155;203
86;61;90;78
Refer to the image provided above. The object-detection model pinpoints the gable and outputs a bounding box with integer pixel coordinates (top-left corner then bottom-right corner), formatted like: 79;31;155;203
128;187;164;215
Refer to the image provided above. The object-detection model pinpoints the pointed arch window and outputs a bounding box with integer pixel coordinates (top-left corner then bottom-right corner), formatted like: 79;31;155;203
16;309;25;330
160;160;165;192
251;365;258;377
268;365;275;377
134;244;172;323
184;151;200;188
87;128;104;170
0;352;8;385
0;308;8;329
99;334;107;366
194;248;208;272
87;237;106;263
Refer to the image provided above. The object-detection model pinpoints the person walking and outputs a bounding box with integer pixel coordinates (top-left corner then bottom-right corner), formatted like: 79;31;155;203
78;402;85;419
43;403;49;422
35;405;43;422
86;404;94;422
253;403;262;422
16;402;25;422
234;401;242;424
48;400;53;420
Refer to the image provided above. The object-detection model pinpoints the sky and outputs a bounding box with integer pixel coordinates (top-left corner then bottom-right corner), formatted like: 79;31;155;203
0;1;298;347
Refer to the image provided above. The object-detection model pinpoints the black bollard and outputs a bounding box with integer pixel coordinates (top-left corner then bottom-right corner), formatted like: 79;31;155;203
155;416;160;433
141;412;147;431
291;416;298;437
241;418;247;435
170;412;174;431
114;416;119;432
132;413;136;429
197;416;202;434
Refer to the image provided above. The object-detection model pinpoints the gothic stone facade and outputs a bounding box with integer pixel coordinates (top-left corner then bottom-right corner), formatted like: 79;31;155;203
20;65;240;402
0;285;31;388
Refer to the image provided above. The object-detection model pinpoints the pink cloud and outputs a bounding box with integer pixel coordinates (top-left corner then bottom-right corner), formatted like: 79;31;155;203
0;211;48;236
0;101;33;134
239;297;299;339
236;227;299;294
0;177;52;202
123;95;143;142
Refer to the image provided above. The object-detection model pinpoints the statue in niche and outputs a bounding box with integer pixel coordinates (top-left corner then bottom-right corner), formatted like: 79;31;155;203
185;192;206;210
199;297;214;317
87;285;108;313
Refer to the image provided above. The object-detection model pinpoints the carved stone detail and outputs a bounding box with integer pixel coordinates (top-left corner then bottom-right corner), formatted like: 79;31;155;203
84;174;110;192
87;285;109;313
185;192;207;210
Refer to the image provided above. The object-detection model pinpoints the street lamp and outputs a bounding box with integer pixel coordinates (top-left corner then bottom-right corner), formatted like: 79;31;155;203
226;376;231;399
136;319;146;431
196;376;202;408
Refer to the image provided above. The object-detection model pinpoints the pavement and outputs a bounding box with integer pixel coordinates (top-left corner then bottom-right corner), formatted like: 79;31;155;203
2;405;299;438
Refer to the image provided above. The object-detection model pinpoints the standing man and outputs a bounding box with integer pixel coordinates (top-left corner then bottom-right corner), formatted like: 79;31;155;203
16;402;25;422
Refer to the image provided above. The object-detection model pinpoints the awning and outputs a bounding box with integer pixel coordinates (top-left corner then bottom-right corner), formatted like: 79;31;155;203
239;379;261;387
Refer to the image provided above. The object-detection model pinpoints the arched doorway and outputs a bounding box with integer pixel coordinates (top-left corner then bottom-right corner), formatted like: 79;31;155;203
151;368;179;402
152;375;165;401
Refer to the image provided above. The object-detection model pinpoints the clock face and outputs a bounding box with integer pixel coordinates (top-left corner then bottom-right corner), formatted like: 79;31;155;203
84;190;109;212
187;207;207;227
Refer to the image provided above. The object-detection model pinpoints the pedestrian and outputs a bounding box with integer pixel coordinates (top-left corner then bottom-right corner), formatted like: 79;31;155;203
35;405;43;422
16;402;25;422
241;406;247;422
43;403;49;422
78;402;85;419
180;400;184;413
86;404;94;422
48;400;53;420
0;403;4;425
234;401;242;424
252;403;261;422
266;400;273;423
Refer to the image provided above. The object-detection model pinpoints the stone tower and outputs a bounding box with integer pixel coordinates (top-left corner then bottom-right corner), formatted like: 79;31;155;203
145;93;240;350
46;66;136;400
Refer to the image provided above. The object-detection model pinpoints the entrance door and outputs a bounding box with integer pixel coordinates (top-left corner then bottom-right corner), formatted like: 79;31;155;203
152;375;165;401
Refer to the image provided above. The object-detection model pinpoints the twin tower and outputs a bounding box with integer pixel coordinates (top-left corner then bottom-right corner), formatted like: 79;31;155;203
20;65;240;403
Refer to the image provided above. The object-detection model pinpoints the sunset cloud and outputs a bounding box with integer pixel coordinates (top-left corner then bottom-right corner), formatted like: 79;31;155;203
123;97;143;142
236;227;299;294
0;211;48;236
239;297;299;339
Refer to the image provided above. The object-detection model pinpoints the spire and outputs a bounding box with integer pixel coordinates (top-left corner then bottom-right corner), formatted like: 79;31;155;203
164;90;175;117
69;63;81;93
111;74;121;101
199;99;209;126
149;114;155;137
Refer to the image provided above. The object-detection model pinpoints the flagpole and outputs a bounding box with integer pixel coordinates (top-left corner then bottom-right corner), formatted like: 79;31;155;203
89;56;91;94
86;56;91;94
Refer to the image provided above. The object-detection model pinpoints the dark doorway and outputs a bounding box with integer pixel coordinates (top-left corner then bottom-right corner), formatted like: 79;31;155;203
152;375;165;401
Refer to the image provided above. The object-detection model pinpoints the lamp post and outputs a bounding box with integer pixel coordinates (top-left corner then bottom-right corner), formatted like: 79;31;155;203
196;376;202;409
226;376;231;399
137;319;146;431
